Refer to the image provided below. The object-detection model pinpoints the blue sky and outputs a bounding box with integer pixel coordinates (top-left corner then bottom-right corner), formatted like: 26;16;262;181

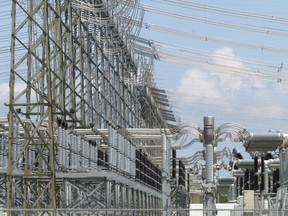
0;1;11;117
140;0;288;132
139;0;288;167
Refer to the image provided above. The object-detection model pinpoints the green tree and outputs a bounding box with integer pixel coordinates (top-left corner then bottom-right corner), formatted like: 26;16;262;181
217;192;228;203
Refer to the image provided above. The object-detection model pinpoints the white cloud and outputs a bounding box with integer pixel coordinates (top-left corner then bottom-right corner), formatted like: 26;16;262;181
212;47;244;69
177;47;247;104
211;47;245;91
177;67;222;102
175;46;288;129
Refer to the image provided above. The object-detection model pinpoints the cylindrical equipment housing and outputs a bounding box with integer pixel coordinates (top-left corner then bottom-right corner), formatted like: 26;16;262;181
203;116;214;146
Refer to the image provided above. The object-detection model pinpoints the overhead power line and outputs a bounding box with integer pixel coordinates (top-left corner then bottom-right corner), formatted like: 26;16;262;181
153;40;288;70
150;0;288;24
143;4;288;37
151;40;288;82
145;24;288;54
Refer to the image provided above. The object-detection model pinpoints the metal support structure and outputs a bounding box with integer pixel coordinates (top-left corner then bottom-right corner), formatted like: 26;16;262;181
161;132;170;214
4;0;288;213
203;116;216;216
6;0;176;213
8;0;59;211
172;117;253;214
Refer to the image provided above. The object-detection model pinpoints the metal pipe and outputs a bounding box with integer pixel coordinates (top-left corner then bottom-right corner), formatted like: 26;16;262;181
237;159;255;168
233;170;245;177
131;134;162;140
217;177;235;185
266;158;280;168
245;132;283;152
250;133;282;141
126;128;172;135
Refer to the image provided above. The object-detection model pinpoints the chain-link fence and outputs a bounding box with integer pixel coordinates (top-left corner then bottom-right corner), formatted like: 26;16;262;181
0;209;287;216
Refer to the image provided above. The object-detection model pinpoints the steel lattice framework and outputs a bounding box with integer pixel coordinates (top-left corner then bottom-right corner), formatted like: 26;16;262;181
7;0;174;213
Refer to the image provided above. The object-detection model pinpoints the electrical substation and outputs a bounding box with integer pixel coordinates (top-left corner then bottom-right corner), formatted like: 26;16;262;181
0;0;287;216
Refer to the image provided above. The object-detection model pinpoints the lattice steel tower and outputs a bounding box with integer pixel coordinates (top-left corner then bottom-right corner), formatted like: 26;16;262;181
8;0;172;212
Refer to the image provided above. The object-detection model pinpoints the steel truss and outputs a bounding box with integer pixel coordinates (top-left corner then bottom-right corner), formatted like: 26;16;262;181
8;0;172;213
57;177;162;211
2;119;167;212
